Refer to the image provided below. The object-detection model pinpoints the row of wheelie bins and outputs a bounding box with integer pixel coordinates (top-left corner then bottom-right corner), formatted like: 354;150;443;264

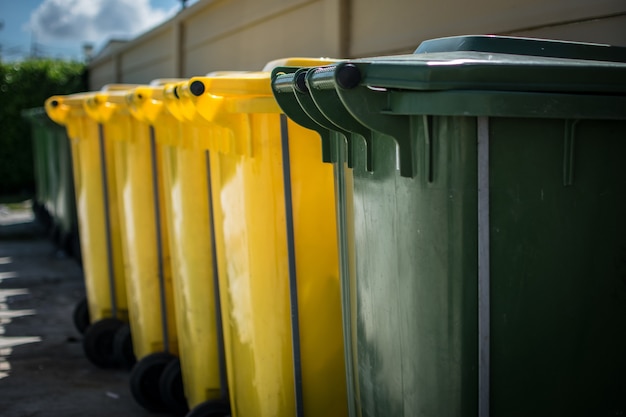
38;35;626;417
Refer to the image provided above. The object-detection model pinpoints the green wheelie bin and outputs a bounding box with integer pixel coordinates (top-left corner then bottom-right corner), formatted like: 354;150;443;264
24;108;54;230
271;36;626;417
22;107;80;259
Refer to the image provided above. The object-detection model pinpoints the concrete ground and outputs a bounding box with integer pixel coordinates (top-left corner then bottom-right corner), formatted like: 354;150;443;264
0;202;163;417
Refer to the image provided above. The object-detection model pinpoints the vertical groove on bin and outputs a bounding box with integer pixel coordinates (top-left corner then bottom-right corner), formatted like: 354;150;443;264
477;116;490;417
279;114;304;417
333;138;358;417
205;150;230;401
149;126;170;353
98;123;118;318
563;119;578;187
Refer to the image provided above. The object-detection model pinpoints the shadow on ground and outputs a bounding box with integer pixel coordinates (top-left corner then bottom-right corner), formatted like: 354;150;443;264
0;203;162;417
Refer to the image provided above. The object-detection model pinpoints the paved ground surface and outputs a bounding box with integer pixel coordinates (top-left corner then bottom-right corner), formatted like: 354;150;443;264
0;202;163;417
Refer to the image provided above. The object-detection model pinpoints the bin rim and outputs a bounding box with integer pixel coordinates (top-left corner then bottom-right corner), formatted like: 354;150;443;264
159;80;214;124
22;106;49;119
414;34;626;63
126;84;178;124
44;92;96;124
262;57;339;71
149;78;187;87
306;50;626;95
101;83;143;92
46;92;95;107
83;89;136;123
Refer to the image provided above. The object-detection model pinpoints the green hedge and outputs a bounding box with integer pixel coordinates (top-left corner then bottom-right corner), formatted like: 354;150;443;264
0;59;87;197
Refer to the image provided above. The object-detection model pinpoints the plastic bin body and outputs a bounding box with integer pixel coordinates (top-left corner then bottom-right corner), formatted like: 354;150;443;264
84;90;179;360
130;84;224;408
160;131;220;406
28;113;58;223
29;114;49;217
43;123;60;221
51;121;78;250
45;95;129;323
186;64;347;417
25;109;58;230
38;123;57;221
342;116;479;417
24;109;79;252
341;112;626;417
271;38;626;417
23;108;68;234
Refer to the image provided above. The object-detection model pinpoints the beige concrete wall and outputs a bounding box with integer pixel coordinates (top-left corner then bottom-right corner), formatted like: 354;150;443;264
88;0;626;89
89;55;119;90
89;0;344;89
507;13;626;46
118;26;177;84
183;0;343;75
350;0;626;56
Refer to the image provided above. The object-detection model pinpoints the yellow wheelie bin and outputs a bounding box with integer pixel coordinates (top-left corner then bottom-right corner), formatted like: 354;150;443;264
174;58;348;417
125;81;229;417
82;87;181;414
45;93;130;369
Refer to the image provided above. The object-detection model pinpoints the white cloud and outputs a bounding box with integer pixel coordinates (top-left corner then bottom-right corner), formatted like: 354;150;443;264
28;0;178;45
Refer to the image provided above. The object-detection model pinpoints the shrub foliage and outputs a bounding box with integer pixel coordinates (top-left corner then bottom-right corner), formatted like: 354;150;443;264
0;59;87;196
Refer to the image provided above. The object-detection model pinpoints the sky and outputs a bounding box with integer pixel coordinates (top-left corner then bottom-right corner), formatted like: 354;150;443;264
0;0;198;62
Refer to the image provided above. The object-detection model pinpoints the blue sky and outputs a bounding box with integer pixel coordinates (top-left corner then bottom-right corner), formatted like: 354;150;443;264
0;0;198;62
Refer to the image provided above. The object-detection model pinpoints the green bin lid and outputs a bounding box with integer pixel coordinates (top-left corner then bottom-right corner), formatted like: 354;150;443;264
414;35;626;63
329;46;626;94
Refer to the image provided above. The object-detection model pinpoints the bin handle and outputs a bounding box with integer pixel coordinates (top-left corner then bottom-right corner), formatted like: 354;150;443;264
271;70;298;93
306;67;374;173
289;68;355;167
271;68;335;163
333;63;416;178
45;97;84;139
183;79;253;156
307;62;416;178
126;87;165;124
83;94;121;124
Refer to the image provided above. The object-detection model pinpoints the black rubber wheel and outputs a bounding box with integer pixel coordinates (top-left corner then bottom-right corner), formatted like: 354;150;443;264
82;318;124;368
160;357;189;415
185;399;230;417
130;352;176;413
112;323;136;370
72;297;90;335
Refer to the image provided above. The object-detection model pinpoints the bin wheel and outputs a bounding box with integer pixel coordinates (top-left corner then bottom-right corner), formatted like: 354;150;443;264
82;318;124;368
160;357;189;415
130;352;176;413
185;399;231;417
72;297;90;334
112;323;136;370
